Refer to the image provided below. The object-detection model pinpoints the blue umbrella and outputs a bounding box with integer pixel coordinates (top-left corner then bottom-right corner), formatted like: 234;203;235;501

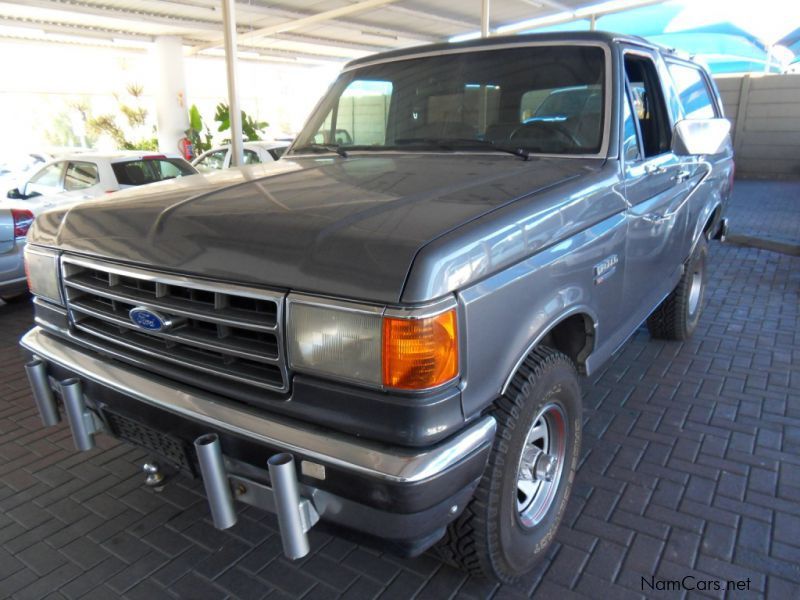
777;27;800;55
520;0;798;73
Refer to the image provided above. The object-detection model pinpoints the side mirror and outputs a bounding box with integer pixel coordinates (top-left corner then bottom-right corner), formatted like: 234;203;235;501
671;118;731;156
6;187;23;199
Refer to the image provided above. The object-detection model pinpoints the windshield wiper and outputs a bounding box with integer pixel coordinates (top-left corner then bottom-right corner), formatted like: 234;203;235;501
394;138;531;161
292;143;348;158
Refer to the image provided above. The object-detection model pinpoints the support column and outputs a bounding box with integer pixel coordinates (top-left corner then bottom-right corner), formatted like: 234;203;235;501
222;0;244;167
153;36;189;155
481;0;490;38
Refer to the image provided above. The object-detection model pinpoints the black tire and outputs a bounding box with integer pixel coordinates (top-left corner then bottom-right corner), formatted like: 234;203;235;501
435;346;582;583
647;237;708;341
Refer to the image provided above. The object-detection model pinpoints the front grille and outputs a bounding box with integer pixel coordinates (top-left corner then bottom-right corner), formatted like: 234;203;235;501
104;410;191;471
61;255;288;393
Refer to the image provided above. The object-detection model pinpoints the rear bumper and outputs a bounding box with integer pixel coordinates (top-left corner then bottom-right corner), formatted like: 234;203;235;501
20;325;495;555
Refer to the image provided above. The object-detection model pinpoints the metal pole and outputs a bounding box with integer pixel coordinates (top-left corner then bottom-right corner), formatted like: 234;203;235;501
268;453;311;559
25;359;60;427
222;0;244;167
61;379;95;451
590;14;596;31
481;0;490;38
195;434;238;529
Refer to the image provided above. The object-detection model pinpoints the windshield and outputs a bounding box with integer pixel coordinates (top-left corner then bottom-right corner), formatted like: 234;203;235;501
292;45;606;156
112;158;196;186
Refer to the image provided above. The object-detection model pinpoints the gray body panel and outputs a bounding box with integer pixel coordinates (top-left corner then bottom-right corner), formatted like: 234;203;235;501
28;156;591;305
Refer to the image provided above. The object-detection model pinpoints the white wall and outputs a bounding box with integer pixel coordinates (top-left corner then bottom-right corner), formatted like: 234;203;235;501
0;39;339;154
714;73;800;178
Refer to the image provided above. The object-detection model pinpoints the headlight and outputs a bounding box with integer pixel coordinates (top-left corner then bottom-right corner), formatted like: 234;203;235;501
287;295;459;390
24;246;62;305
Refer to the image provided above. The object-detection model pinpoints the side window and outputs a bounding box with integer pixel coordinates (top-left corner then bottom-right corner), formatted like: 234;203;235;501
624;54;672;158
28;162;64;189
520;90;550;121
64;162;99;191
622;89;641;162
268;147;286;160
667;63;717;120
195;150;227;172
314;79;392;146
243;149;261;165
155;160;186;179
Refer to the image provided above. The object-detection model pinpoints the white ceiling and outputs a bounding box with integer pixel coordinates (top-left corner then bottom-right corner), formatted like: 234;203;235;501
0;0;664;65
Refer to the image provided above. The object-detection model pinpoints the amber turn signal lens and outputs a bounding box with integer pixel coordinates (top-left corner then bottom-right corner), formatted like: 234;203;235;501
382;309;458;390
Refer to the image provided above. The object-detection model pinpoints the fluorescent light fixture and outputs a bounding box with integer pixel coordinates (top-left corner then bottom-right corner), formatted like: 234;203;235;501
199;48;262;59
574;0;656;17
0;25;46;37
112;38;153;48
449;30;482;42
44;32;113;45
496;11;574;34
360;30;398;40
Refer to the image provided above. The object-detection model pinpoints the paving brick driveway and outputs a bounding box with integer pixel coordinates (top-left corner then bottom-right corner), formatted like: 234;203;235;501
0;181;798;599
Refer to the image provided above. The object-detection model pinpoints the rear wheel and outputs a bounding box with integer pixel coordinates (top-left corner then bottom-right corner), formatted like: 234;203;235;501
647;237;708;340
435;347;582;583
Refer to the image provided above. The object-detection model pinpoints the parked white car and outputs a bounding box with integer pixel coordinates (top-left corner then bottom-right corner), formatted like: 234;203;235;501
192;141;289;172
0;152;52;193
6;152;198;210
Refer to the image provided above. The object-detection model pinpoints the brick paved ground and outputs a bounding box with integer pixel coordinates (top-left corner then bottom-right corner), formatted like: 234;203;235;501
726;179;800;242
0;181;798;599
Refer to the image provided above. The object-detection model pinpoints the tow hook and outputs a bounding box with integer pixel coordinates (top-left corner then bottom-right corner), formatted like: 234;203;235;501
142;460;166;491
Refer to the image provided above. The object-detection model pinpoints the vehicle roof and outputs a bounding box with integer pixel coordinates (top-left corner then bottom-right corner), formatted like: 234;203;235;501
44;152;185;163
345;30;673;69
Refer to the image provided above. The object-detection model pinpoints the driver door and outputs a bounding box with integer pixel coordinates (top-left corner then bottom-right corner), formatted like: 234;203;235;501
621;49;692;319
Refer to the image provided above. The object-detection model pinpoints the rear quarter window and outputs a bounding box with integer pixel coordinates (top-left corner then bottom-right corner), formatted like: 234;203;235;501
65;161;99;191
667;63;718;119
112;158;195;186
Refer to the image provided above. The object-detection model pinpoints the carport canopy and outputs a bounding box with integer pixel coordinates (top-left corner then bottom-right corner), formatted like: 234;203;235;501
0;0;669;66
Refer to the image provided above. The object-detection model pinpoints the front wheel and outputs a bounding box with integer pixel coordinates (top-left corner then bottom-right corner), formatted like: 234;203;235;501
435;347;582;583
647;237;708;341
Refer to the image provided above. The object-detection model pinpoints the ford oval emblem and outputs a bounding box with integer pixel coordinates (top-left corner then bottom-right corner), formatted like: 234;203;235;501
129;307;169;332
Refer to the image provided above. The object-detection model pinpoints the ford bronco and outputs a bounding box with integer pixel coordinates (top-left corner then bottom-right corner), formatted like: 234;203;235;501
20;32;733;582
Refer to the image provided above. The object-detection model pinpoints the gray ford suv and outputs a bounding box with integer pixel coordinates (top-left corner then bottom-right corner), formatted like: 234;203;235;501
20;32;733;582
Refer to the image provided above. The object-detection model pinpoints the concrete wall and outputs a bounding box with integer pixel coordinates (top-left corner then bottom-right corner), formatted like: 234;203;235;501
336;96;390;146
714;74;800;178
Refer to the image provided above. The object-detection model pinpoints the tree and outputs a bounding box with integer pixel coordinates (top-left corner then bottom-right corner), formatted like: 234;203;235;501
213;103;268;142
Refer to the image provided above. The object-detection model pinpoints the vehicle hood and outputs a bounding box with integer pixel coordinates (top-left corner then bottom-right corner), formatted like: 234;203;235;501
29;154;597;303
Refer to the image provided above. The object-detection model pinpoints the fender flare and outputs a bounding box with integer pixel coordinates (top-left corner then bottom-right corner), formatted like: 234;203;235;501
689;200;722;258
500;305;599;396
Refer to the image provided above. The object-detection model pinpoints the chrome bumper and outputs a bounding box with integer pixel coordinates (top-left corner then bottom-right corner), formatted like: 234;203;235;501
20;326;496;484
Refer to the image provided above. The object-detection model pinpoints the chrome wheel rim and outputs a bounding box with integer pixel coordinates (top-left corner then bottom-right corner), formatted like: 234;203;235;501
688;268;703;317
516;403;567;528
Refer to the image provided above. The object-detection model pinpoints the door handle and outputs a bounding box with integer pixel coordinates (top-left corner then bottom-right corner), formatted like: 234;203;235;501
642;212;669;224
644;164;667;176
673;169;692;183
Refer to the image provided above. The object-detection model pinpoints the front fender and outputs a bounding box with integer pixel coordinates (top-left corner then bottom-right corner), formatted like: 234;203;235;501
456;212;626;419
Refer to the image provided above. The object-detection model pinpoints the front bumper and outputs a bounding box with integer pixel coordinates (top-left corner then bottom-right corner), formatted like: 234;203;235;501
20;326;496;556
